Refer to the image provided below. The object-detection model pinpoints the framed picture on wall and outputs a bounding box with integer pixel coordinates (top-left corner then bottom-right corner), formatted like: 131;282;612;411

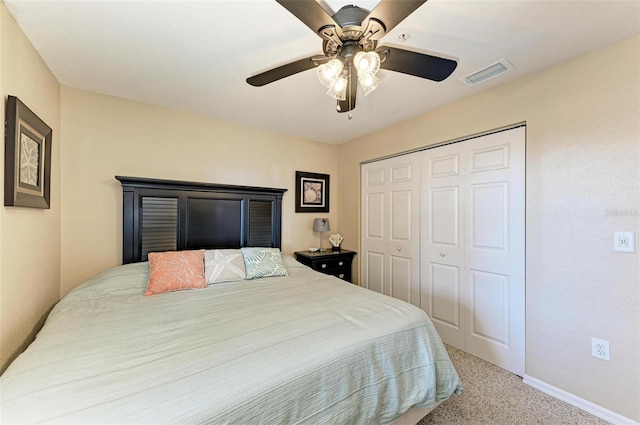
295;171;329;213
4;95;52;209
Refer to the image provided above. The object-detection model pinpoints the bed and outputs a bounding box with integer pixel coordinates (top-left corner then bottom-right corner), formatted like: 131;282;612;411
0;176;462;424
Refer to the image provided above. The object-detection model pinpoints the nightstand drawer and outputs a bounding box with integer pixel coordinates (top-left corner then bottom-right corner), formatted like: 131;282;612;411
294;250;356;283
315;258;348;271
326;268;351;282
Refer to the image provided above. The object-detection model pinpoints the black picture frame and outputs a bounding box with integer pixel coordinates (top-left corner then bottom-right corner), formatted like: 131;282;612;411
4;96;52;209
295;171;330;213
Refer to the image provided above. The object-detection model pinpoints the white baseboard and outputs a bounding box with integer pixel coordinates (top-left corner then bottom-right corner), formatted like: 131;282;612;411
523;374;639;425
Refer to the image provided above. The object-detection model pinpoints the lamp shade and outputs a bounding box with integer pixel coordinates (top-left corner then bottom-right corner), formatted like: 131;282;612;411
313;218;330;232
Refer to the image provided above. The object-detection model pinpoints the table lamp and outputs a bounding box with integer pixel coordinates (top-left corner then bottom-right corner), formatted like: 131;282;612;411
313;218;330;252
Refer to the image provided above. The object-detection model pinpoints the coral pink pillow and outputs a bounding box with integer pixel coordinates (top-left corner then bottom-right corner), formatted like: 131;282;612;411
145;250;207;296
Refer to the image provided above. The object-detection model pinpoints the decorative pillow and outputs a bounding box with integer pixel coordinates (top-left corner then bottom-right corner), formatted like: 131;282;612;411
204;249;246;284
145;250;207;296
241;247;288;280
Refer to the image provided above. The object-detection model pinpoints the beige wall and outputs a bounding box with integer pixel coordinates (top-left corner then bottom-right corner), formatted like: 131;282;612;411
338;35;640;421
60;87;338;295
0;2;61;372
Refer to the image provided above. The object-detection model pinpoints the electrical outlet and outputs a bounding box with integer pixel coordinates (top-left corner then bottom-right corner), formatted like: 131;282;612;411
613;232;635;253
591;338;611;361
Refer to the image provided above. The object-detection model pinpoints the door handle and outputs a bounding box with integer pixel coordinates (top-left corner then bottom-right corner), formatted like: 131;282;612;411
440;252;446;257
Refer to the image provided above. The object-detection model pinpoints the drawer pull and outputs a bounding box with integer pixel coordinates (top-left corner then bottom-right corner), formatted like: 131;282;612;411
339;274;345;279
321;263;327;269
339;261;344;266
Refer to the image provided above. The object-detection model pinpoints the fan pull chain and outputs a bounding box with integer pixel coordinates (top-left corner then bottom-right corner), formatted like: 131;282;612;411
347;63;353;120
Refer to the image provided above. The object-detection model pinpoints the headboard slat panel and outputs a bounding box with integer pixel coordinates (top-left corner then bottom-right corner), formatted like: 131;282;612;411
141;197;178;258
248;200;274;247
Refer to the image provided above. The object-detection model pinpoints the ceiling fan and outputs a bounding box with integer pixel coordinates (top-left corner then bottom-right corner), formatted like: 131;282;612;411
246;0;457;114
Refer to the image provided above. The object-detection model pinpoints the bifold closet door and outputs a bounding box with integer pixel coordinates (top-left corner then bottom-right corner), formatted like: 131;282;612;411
421;127;525;376
361;154;420;306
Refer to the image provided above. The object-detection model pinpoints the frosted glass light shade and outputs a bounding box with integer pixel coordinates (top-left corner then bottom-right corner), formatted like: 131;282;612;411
354;51;381;76
358;71;381;96
327;76;348;100
317;59;344;88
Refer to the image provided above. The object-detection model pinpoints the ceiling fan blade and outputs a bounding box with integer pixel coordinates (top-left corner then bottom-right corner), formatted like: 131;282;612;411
337;67;357;113
377;46;457;81
276;0;340;37
363;0;427;40
247;56;322;87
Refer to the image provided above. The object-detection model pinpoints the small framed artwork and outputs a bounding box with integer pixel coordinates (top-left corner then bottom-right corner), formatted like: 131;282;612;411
4;95;52;208
295;171;330;213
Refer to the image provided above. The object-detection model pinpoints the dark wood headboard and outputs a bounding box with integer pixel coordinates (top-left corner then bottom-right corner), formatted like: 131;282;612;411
116;176;287;264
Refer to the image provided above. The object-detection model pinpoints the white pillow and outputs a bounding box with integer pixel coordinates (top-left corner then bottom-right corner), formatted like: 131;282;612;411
204;249;246;284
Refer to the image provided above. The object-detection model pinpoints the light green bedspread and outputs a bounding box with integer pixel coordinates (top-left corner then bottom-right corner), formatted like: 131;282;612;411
1;255;461;424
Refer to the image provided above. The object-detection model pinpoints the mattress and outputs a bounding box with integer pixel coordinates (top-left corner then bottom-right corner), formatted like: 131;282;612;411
0;255;461;424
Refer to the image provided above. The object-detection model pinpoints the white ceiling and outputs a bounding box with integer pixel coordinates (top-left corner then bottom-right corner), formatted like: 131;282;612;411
5;0;640;145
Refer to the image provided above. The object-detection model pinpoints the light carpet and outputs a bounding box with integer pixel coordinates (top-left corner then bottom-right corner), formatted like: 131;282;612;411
418;345;610;425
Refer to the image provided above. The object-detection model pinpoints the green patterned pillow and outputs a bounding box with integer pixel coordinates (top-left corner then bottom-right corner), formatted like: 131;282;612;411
241;247;288;279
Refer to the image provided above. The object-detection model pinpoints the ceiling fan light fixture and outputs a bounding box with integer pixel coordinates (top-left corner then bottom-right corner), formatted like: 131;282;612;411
357;71;381;96
327;75;348;100
317;58;344;88
249;2;458;114
354;51;381;76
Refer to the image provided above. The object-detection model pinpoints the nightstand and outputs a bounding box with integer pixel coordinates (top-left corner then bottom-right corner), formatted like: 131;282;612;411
294;249;356;283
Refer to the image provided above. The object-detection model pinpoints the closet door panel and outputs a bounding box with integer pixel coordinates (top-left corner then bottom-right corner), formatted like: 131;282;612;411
430;187;459;247
430;262;462;344
361;154;420;306
421;126;525;376
421;147;465;348
390;255;412;302
362;167;388;295
365;251;385;294
464;128;525;376
365;192;385;240
389;187;416;303
470;270;509;346
470;182;509;252
390;190;412;242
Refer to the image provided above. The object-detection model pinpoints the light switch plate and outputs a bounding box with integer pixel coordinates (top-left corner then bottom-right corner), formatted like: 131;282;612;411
614;232;635;253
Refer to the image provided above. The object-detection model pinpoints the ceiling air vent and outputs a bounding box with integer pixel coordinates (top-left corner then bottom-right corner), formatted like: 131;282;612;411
460;59;514;87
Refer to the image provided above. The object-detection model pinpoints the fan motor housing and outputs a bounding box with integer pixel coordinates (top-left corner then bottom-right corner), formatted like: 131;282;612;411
322;5;378;58
332;5;369;28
